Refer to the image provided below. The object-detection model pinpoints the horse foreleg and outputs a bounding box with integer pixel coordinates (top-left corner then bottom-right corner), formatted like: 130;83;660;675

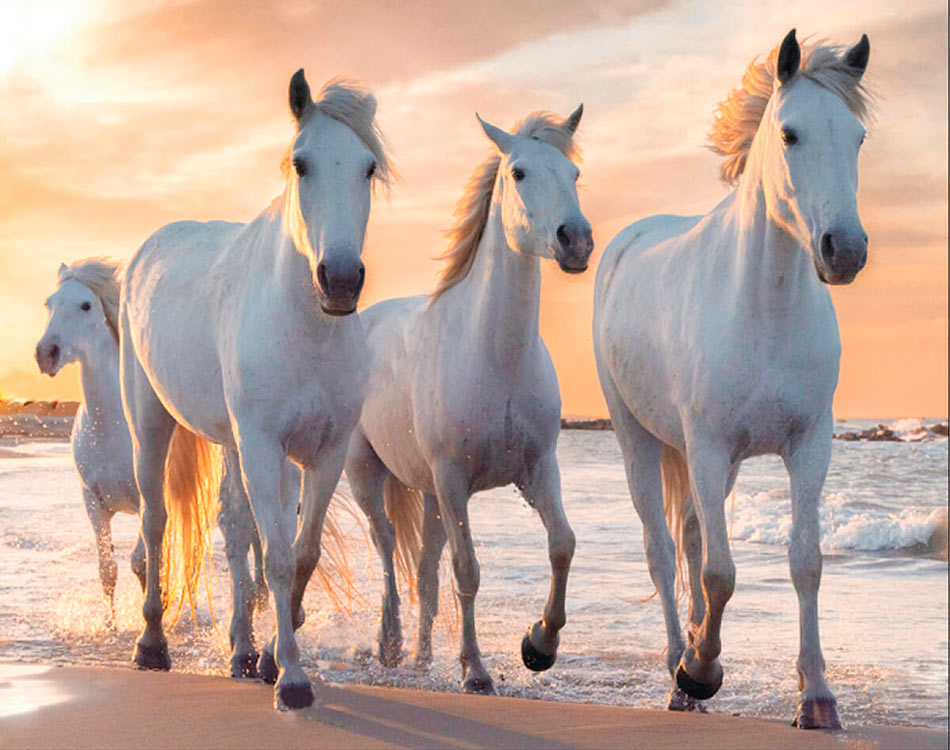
291;444;346;624
239;435;313;710
434;464;492;694
218;448;259;678
784;418;840;730
83;490;118;621
415;492;446;668
518;450;575;673
675;441;733;701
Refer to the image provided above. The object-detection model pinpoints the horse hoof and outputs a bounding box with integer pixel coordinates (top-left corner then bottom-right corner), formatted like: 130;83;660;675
793;696;842;730
462;674;496;695
275;680;314;710
134;639;171;671
668;686;707;712
231;651;259;679
521;630;557;672
258;650;279;685
379;640;402;668
675;661;722;700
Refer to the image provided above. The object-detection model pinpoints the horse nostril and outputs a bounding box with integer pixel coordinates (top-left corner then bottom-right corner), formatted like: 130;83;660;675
354;264;365;294
820;233;835;262
316;262;329;292
556;225;571;249
49;344;59;362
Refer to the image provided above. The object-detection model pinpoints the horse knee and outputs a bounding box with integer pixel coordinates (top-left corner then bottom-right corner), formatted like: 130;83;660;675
264;544;294;590
789;546;822;593
452;554;480;595
549;528;575;570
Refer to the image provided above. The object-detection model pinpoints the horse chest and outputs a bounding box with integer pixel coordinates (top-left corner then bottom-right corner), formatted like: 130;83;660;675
443;388;557;490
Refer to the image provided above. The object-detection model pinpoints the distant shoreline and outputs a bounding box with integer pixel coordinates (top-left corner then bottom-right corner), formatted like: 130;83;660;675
0;400;946;442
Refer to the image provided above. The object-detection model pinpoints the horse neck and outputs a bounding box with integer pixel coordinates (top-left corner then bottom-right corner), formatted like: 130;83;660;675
720;170;827;322
456;203;542;366
77;327;123;426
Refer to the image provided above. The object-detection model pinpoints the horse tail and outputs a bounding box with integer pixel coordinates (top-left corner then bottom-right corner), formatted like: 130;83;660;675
660;444;691;601
382;474;425;605
161;425;222;624
309;490;368;618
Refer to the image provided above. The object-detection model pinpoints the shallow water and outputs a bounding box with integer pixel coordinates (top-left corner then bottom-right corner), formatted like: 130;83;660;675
0;421;946;729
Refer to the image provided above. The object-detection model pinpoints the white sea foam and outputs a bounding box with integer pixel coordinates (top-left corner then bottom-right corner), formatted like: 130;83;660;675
729;489;948;554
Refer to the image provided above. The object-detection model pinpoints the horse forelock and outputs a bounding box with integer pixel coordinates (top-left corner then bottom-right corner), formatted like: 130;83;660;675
284;76;395;193
708;39;875;185
57;257;122;341
430;110;581;302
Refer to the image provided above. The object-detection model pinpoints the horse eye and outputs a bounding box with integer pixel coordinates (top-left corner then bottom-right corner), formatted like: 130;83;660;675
293;157;307;177
781;127;799;146
512;167;525;182
366;162;377;180
80;301;91;312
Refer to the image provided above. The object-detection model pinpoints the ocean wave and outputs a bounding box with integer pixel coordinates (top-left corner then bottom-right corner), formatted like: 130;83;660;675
729;490;948;559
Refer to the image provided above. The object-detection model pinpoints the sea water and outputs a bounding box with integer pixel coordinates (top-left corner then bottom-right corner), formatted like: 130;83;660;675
0;420;946;729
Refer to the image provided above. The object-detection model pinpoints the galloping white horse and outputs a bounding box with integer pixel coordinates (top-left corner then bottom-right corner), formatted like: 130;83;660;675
344;107;592;692
120;71;391;709
593;31;871;728
35;258;269;676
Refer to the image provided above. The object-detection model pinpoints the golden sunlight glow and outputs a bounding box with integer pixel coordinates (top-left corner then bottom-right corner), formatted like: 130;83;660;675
0;0;96;74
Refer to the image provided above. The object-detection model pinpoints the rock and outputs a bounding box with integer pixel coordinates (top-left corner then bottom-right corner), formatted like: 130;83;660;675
835;432;860;441
561;417;613;431
930;423;949;437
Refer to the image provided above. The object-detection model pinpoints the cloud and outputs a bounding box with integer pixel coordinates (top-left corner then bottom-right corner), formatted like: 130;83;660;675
0;0;946;416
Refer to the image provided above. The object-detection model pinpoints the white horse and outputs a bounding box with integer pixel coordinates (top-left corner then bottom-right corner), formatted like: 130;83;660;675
344;107;591;692
120;71;391;710
34;258;269;677
593;30;871;729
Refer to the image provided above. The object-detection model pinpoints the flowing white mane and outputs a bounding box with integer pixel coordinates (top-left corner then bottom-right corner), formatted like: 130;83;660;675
431;111;581;302
58;257;122;341
709;40;874;185
281;76;395;192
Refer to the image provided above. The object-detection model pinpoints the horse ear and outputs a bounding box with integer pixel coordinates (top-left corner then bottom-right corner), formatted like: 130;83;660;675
564;103;583;135
476;113;515;155
844;34;870;77
776;29;801;85
289;68;312;122
58;263;67;279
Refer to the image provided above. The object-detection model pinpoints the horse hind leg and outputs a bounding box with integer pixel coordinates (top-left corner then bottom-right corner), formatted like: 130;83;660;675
121;332;177;671
518;450;575;673
218;448;259;678
415;492;446;669
345;430;402;667
597;367;685;702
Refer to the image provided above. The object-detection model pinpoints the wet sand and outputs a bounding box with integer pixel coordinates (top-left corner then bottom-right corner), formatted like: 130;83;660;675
0;663;945;749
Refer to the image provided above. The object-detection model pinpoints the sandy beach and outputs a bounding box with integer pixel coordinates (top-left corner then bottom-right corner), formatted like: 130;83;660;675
0;663;946;750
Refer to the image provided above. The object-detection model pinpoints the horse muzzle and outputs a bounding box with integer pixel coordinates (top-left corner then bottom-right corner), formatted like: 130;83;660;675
315;255;365;316
813;230;867;286
554;220;594;274
35;341;62;376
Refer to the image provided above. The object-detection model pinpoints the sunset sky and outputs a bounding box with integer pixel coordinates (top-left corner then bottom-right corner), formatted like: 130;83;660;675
1;0;946;418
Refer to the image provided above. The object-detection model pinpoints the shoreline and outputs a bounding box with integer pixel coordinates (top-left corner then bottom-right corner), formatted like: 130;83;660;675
1;663;946;749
